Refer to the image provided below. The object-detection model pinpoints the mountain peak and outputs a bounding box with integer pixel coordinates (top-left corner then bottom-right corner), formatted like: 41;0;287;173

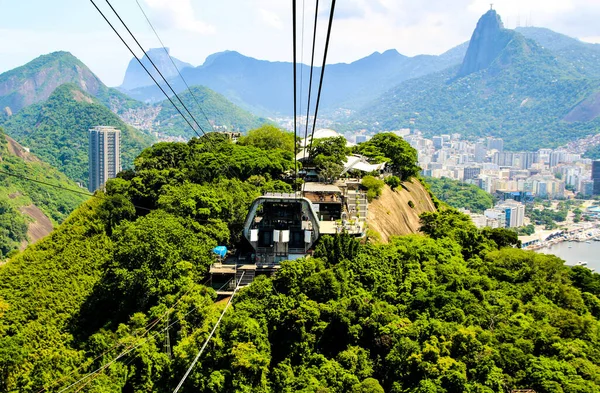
120;48;193;90
456;10;515;78
0;52;104;114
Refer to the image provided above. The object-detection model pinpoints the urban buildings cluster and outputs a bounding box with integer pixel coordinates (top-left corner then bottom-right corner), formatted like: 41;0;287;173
353;130;600;230
461;199;525;229
396;131;598;200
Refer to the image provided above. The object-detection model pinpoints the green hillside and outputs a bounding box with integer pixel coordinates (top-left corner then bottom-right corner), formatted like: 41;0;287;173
0;51;145;117
2;83;155;186
517;27;600;79
0;129;87;258
426;176;495;213
0;134;599;392
153;85;271;137
350;33;600;150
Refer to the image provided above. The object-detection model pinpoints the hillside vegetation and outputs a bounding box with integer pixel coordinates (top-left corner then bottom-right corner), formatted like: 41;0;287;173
426;176;495;213
2;83;155;186
0;130;599;392
0;130;87;258
350;34;600;150
153;85;270;137
0;51;144;117
347;11;600;151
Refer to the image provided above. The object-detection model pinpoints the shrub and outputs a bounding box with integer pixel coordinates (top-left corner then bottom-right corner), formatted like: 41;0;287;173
385;175;401;190
408;200;415;208
362;176;385;202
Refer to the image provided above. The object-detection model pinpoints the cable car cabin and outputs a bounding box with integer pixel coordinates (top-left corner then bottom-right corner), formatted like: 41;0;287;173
243;193;320;264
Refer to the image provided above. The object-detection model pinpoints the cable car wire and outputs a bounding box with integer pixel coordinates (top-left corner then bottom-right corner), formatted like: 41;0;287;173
307;0;336;160
103;0;209;138
89;0;198;138
302;0;320;161
133;0;217;132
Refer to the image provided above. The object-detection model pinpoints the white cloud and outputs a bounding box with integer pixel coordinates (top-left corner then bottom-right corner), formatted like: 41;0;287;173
259;9;284;30
143;0;215;34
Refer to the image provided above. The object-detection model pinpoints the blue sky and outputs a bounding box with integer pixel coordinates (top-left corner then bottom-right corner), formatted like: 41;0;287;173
0;0;598;86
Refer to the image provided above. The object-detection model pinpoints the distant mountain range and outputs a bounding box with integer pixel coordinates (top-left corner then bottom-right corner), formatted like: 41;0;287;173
119;46;469;116
346;10;600;150
1;12;600;155
117;25;600;126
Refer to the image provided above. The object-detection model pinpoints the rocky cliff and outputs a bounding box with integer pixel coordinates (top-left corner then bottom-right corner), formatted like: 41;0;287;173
457;9;515;78
368;179;437;243
120;47;193;91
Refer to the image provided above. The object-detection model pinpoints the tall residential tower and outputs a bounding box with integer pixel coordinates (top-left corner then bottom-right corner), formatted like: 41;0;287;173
88;126;121;192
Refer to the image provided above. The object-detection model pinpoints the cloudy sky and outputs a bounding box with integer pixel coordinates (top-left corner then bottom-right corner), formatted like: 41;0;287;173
0;0;598;86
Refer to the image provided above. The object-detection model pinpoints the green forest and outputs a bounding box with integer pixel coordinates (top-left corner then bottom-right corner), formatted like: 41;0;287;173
0;130;87;258
426;177;495;213
1;83;155;186
153;86;270;138
0;130;599;392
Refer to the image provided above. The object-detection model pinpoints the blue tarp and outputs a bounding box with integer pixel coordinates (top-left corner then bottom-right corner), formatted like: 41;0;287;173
212;246;227;258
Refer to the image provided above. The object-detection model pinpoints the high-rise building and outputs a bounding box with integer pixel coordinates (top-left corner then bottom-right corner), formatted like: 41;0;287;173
593;161;600;195
485;200;524;228
493;151;514;167
88;126;121;192
463;167;481;181
487;137;504;152
474;142;487;163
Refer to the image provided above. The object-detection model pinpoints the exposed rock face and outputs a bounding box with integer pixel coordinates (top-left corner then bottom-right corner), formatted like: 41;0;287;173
120;47;193;91
367;180;437;243
0;52;104;114
457;10;515;78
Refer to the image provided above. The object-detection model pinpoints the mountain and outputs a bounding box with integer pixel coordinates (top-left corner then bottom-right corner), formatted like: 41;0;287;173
120;47;193;91
120;47;469;116
349;11;600;150
2;84;155;186
0;130;87;258
517;26;600;78
153;85;270;137
457;10;516;78
0;51;144;118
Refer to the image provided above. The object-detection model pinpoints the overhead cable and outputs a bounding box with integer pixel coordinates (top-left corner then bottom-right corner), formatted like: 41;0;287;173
307;0;337;159
0;168;152;211
103;0;209;138
88;0;198;138
172;272;245;393
134;0;216;133
292;0;299;192
302;0;320;161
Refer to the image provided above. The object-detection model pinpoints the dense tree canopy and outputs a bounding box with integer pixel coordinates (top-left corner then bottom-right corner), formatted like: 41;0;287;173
426;176;495;213
238;125;296;153
1;134;599;393
353;133;420;181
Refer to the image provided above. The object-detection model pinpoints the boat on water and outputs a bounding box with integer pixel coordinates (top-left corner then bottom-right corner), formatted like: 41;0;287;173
577;261;588;266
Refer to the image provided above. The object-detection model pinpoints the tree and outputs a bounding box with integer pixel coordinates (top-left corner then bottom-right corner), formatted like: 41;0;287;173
361;176;385;202
239;125;296;153
353;133;420;180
